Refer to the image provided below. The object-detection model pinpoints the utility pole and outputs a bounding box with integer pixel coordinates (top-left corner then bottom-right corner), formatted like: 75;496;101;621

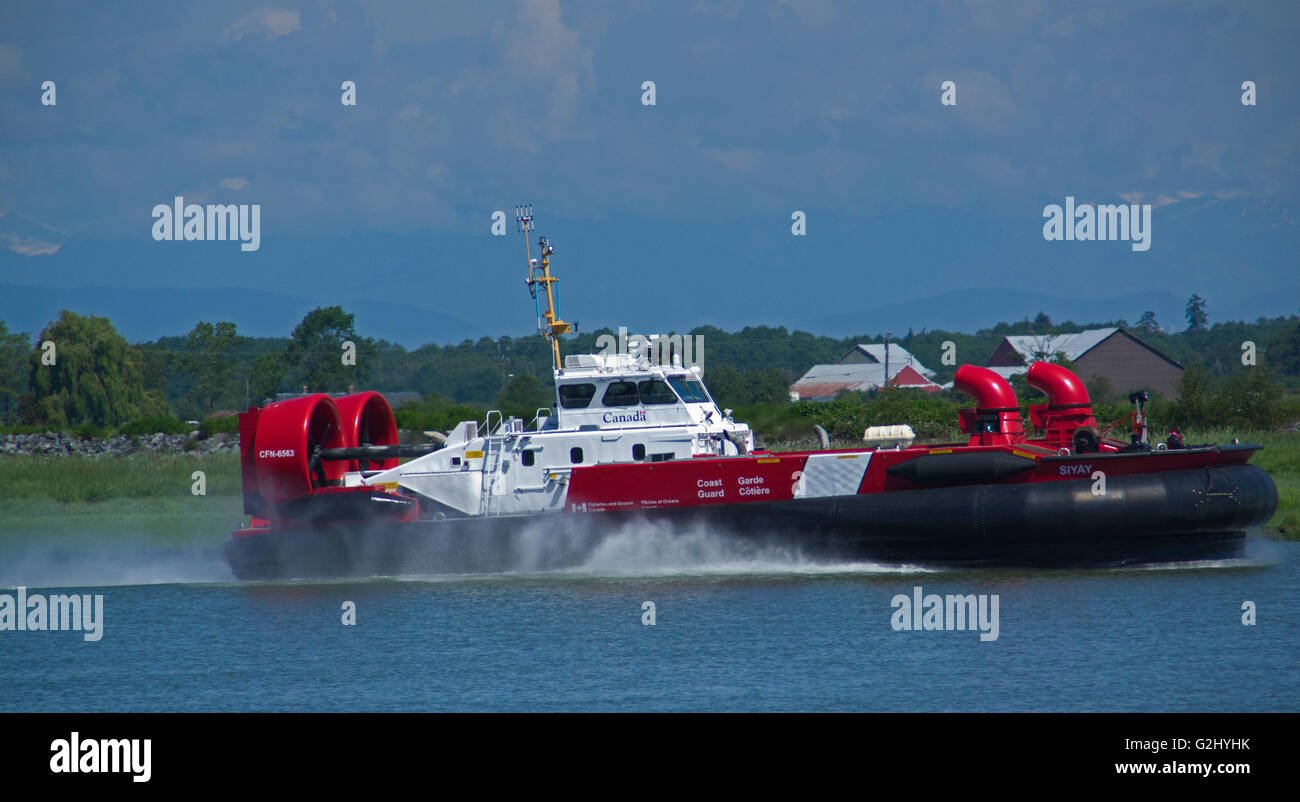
498;338;508;392
884;330;891;389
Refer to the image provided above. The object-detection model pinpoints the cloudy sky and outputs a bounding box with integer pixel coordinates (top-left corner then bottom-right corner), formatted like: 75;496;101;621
1;0;1297;344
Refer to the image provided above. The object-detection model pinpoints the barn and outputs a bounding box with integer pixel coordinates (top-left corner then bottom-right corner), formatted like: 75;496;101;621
985;328;1184;398
790;344;941;400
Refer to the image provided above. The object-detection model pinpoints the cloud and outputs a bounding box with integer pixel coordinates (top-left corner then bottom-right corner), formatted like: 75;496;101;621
773;0;840;30
0;44;22;85
1120;191;1198;208
702;146;761;173
964;0;1043;34
219;177;250;191
222;8;301;43
491;0;595;142
3;234;60;257
925;70;1020;135
0;214;66;256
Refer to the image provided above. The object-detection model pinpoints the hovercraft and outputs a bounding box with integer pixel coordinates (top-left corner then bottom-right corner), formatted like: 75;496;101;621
222;211;1278;580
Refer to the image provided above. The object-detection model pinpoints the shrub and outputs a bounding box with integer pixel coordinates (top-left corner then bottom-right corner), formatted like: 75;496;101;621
794;389;960;441
393;395;487;434
199;414;240;438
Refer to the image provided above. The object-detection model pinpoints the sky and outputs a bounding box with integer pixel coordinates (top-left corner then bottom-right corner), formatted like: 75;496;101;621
1;0;1298;345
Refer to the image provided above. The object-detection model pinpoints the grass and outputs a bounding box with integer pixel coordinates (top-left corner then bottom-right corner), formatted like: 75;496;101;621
0;452;241;504
0;454;243;547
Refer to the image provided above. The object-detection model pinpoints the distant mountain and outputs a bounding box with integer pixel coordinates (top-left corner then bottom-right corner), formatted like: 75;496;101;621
798;288;1189;338
798;283;1300;339
3;281;1294;349
0;284;481;347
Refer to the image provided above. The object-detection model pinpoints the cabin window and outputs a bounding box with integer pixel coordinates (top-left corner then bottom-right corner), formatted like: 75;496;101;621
638;380;678;405
559;383;597;409
601;381;640;407
570;447;584;464
632;444;646;461
521;450;536;467
668;376;711;404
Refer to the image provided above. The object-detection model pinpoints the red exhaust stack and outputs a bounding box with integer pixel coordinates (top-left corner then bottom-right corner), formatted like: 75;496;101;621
1026;362;1101;452
954;365;1026;446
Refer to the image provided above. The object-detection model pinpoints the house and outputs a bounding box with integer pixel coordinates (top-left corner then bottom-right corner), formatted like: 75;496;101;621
985;328;1184;397
838;343;936;377
785;356;941;397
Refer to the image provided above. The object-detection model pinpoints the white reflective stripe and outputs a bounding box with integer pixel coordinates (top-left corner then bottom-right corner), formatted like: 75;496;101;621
798;452;871;498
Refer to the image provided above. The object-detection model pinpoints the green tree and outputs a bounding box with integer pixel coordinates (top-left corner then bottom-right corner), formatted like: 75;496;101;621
1220;366;1282;429
283;306;373;393
704;366;792;407
1136;310;1160;334
0;321;31;423
495;372;551;420
1185;294;1209;332
249;351;287;405
182;321;240;413
1269;321;1300;377
1085;375;1114;404
1172;359;1216;427
25;310;167;427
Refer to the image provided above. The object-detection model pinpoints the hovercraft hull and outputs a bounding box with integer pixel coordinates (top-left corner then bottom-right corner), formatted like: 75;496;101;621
223;463;1276;580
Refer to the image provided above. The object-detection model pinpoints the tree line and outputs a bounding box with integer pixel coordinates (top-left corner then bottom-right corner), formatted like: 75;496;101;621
1;301;1298;432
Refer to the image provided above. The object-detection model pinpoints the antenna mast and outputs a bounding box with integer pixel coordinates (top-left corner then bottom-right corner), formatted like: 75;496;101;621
517;205;572;371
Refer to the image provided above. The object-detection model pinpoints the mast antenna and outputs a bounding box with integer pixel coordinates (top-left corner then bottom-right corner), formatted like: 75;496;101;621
517;205;572;371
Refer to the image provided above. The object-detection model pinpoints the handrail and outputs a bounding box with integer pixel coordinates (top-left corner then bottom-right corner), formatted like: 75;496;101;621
531;407;552;430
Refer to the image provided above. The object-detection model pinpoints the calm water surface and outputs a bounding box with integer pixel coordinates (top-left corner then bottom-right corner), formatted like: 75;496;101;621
1;528;1296;712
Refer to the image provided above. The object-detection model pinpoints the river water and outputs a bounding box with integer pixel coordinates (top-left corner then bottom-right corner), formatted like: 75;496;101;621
1;526;1296;712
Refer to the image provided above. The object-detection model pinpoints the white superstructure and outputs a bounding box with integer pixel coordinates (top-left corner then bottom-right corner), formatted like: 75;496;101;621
362;350;753;517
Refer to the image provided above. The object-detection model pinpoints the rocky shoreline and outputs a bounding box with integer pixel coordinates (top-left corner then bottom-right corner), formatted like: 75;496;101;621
0;431;239;457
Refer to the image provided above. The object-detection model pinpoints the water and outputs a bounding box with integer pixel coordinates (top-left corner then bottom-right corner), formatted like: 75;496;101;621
1;527;1296;711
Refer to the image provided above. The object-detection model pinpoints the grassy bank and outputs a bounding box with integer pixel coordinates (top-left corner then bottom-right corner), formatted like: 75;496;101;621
0;453;241;504
0;453;243;545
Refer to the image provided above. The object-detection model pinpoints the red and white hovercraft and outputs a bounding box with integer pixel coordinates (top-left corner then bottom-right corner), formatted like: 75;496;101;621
223;212;1277;580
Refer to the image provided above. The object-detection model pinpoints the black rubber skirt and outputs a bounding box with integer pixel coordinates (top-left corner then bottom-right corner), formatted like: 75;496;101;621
223;464;1278;579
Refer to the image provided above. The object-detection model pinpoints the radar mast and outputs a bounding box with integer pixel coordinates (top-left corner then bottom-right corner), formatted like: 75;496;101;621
517;205;572;371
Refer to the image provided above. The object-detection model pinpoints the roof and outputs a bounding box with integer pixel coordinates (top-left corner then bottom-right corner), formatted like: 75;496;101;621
843;343;936;377
985;327;1183;378
791;361;941;400
890;364;942;392
998;328;1118;364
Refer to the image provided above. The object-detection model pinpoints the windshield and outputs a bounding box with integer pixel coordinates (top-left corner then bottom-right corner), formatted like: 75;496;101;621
667;376;711;404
